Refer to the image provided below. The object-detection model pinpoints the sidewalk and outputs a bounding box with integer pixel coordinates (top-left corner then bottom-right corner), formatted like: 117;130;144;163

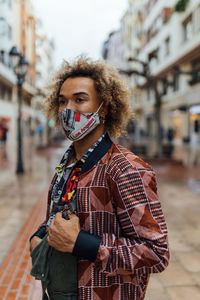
0;141;200;299
0;138;68;299
0;188;47;299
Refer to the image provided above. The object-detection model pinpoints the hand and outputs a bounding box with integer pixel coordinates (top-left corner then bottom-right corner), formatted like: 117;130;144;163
47;212;80;253
30;236;42;252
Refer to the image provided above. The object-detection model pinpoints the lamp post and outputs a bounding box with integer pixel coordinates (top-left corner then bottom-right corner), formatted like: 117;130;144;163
9;46;29;174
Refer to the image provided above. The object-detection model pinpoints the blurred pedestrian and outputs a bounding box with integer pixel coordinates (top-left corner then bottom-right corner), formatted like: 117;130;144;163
0;122;3;145
167;126;174;145
166;126;175;158
0;119;8;145
0;119;8;159
37;123;44;146
30;57;169;300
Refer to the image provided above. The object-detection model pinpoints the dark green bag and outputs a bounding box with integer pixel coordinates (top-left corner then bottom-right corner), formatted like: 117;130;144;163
30;234;51;281
30;235;78;299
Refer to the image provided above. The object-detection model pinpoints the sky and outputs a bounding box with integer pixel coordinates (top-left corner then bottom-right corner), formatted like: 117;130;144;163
33;0;128;68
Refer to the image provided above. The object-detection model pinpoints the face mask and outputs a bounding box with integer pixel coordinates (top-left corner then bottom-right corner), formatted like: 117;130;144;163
59;102;103;141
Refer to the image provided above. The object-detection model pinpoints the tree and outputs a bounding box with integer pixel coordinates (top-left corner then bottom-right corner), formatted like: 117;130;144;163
120;59;200;158
120;58;163;157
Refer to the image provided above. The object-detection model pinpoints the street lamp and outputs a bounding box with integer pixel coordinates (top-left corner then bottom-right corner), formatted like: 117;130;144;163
9;46;29;174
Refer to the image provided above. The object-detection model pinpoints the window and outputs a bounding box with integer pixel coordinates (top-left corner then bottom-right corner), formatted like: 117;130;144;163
0;50;5;63
183;15;193;42
0;83;12;101
155;16;163;31
173;68;179;91
0;18;6;36
162;78;168;95
189;58;200;85
195;5;200;32
194;120;200;133
0;18;12;39
146;87;151;101
165;37;170;56
8;25;12;39
148;48;159;63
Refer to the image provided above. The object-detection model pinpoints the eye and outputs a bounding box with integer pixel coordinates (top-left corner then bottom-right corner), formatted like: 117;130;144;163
59;99;67;106
76;97;85;103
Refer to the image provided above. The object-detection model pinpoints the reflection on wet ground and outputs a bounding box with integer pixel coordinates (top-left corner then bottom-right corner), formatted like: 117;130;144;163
188;178;200;194
145;161;200;300
0;139;69;264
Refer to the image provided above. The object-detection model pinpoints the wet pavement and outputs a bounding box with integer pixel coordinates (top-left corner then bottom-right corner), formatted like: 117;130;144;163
145;160;200;300
0;138;69;299
0;139;200;299
0;138;69;265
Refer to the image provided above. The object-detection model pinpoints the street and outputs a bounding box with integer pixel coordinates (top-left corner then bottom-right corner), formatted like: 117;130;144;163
0;141;200;299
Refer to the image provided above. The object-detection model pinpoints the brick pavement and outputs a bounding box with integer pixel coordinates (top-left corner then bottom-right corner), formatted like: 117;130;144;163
0;188;46;299
0;139;68;299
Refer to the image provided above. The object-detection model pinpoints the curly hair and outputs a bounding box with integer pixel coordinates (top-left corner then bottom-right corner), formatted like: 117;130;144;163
44;56;132;138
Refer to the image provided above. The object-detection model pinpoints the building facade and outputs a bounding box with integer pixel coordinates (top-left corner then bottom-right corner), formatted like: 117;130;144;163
0;0;17;157
0;0;55;165
102;28;127;70
103;0;200;164
34;19;55;146
138;0;200;163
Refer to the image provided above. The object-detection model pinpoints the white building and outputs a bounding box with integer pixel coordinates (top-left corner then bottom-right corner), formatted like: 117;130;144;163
102;28;127;71
0;0;17;155
103;0;200;163
0;0;13;62
35;20;55;91
0;0;56;161
135;0;200;163
33;19;55;146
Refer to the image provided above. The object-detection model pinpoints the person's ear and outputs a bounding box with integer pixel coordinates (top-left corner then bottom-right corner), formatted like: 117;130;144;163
100;103;108;118
99;104;108;124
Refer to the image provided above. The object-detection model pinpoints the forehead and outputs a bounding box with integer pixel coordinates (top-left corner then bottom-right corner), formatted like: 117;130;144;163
60;77;96;95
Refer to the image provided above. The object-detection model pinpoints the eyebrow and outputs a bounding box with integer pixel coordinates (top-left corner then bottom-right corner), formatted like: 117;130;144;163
58;92;89;98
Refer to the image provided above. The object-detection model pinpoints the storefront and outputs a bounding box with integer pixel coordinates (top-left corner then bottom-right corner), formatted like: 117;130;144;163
190;105;200;145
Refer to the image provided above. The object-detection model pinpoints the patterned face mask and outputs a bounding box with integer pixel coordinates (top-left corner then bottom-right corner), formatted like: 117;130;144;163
59;102;103;141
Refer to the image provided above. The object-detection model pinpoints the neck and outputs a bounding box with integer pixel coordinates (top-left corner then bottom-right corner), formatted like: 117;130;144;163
73;125;105;160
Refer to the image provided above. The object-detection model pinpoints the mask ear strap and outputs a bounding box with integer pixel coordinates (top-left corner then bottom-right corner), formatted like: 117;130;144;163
95;102;104;115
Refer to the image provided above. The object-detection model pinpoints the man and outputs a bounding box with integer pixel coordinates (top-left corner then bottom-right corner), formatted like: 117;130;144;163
30;57;169;300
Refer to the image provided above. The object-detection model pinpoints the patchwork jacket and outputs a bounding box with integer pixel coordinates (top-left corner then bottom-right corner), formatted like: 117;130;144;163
33;133;169;300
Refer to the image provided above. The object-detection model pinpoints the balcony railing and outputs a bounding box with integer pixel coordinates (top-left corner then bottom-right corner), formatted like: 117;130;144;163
188;71;200;85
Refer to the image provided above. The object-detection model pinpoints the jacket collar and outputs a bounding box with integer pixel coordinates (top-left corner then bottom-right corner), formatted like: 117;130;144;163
81;133;113;174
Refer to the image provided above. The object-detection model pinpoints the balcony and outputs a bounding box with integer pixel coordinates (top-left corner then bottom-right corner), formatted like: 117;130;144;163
188;71;200;85
0;62;15;85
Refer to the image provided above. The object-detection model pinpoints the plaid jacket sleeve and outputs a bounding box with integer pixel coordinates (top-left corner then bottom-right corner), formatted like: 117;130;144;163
94;165;169;276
